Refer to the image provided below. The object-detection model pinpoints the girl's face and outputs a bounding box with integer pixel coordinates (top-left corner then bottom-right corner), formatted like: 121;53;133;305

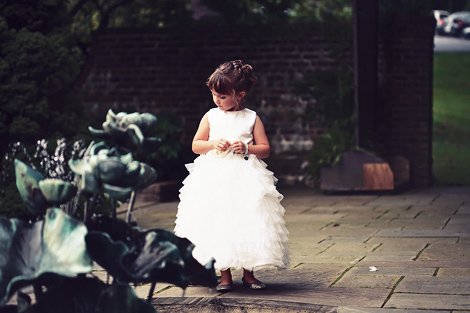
211;90;245;111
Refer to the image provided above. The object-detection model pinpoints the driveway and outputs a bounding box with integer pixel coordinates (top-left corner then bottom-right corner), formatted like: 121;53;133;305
434;35;470;53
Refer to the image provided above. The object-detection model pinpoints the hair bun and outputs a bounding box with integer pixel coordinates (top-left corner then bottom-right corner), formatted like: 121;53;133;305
241;64;257;84
232;60;243;69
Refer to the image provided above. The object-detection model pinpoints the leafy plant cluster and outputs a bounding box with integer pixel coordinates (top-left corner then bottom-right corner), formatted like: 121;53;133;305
294;67;356;180
0;110;217;313
287;1;355;181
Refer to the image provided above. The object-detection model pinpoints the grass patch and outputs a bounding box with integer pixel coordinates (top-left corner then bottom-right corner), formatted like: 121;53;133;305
433;52;470;185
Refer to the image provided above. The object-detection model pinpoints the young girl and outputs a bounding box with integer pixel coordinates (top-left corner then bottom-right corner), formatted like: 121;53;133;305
174;60;290;292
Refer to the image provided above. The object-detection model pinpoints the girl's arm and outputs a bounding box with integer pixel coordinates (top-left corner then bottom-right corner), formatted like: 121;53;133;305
192;113;231;154
233;115;270;159
250;115;270;159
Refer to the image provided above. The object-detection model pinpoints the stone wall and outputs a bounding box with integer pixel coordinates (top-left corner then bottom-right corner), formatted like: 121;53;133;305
76;17;435;188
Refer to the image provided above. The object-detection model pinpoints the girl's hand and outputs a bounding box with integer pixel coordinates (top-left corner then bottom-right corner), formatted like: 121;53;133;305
232;141;246;154
216;139;231;151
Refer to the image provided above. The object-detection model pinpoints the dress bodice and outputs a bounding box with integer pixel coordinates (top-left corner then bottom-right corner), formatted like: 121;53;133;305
208;108;256;145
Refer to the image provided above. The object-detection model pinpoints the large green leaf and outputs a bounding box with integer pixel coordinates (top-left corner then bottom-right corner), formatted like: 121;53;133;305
14;160;78;215
85;216;217;289
14;159;48;215
27;277;156;313
68;142;157;201
0;208;92;306
88;110;161;154
86;231;185;286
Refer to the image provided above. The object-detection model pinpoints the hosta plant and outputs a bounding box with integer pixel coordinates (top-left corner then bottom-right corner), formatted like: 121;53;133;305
0;111;217;313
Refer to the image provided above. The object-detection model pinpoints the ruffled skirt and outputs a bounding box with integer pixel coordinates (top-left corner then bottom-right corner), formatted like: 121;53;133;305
174;151;290;271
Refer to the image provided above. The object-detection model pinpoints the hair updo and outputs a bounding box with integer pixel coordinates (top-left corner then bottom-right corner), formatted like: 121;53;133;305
206;60;258;97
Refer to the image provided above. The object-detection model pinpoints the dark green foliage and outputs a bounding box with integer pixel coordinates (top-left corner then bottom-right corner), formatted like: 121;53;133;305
200;0;294;24
295;69;355;128
135;111;194;181
69;0;194;55
0;0;88;160
307;124;355;179
294;66;356;180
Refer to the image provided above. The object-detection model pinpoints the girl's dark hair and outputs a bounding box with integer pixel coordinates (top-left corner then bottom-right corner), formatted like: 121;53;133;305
206;60;258;96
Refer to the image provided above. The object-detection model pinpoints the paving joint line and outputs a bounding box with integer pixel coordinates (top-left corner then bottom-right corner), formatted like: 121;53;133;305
329;256;366;287
429;194;440;205
363;230;380;243
376;210;389;219
318;236;332;244
442;217;451;230
319;222;334;230
293;263;303;269
413;243;431;261
316;243;335;256
381;275;404;308
371;243;383;252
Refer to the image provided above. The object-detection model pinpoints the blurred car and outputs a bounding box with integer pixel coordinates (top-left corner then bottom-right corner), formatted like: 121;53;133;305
433;9;450;29
436;11;470;37
463;27;470;39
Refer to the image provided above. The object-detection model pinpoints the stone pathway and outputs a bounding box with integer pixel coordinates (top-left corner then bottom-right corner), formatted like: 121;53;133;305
127;185;470;312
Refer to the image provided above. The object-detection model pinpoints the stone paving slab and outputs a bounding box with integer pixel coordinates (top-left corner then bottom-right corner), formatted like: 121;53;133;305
365;196;436;206
374;229;468;238
384;293;470;310
444;216;470;231
337;307;446;313
346;266;436;276
332;274;400;288
358;259;470;268
367;237;456;251
315;228;380;240
457;205;470;214
394;276;470;294
430;197;465;207
418;241;470;261
127;201;178;230
363;255;417;262
314;242;378;256
437;267;470;276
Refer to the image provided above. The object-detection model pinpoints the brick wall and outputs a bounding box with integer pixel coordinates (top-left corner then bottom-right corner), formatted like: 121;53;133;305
377;15;435;188
76;17;435;188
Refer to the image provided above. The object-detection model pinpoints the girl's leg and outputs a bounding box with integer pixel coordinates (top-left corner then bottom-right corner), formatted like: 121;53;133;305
219;269;233;286
242;269;262;284
242;268;266;290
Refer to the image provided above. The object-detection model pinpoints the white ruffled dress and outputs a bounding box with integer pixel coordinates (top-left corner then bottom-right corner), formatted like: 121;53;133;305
174;108;290;271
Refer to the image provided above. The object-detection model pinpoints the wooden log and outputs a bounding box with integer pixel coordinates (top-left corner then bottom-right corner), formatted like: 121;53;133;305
363;163;394;190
